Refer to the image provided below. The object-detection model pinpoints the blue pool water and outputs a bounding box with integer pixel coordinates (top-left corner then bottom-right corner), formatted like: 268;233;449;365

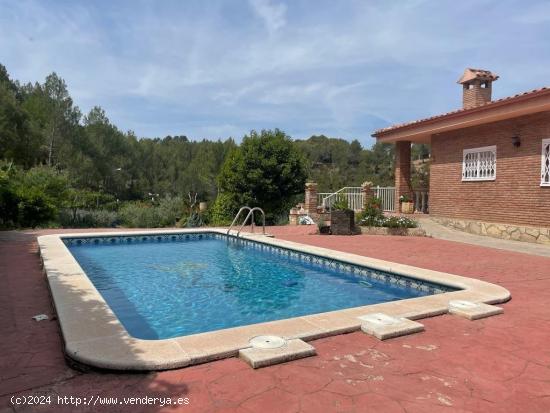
66;233;454;339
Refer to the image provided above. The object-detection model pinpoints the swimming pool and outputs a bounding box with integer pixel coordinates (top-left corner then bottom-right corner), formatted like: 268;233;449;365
65;233;455;339
38;229;510;370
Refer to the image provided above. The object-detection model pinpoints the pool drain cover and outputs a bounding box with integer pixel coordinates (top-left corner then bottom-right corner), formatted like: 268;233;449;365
249;335;286;349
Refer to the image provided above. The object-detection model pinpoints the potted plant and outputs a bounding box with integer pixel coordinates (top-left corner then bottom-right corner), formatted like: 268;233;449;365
399;194;414;214
317;218;331;234
330;195;355;235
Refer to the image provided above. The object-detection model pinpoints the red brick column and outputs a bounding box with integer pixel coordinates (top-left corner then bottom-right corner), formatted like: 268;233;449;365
361;181;373;210
304;182;318;215
394;141;413;212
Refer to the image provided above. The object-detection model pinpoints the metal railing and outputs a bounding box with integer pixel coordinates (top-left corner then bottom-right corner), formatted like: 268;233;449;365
227;206;251;235
374;186;395;212
237;207;266;237
227;206;266;237
318;187;364;211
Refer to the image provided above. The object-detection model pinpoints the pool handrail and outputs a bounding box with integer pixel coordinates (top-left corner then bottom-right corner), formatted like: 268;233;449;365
236;207;266;237
227;206;251;235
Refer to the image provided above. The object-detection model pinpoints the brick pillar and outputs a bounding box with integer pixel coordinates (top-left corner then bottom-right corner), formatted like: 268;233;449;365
361;181;373;210
304;182;318;215
394;141;413;212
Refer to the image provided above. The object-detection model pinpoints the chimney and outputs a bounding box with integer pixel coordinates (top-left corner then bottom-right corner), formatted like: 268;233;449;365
457;68;499;109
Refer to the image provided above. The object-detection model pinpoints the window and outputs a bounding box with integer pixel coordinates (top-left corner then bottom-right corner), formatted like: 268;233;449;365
542;139;550;186
462;145;496;181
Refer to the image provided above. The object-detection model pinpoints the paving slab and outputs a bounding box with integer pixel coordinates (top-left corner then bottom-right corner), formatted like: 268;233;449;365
448;300;504;320
239;337;316;368
2;226;549;412
358;313;425;340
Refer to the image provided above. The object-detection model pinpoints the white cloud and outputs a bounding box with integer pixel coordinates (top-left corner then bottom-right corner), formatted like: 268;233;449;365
248;0;287;34
1;0;549;145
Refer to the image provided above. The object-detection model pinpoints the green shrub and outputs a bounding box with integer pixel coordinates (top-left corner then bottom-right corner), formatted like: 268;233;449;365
274;212;289;226
383;216;417;229
0;165;19;228
210;193;239;226
199;206;211;226
357;196;384;227
0;164;71;228
59;209;119;228
358;196;417;229
119;202;162;228
18;166;70;208
16;187;57;228
331;194;349;211
358;214;386;227
117;197;185;228
157;196;185;227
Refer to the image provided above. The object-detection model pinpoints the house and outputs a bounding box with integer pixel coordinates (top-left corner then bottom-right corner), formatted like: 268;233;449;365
372;68;550;244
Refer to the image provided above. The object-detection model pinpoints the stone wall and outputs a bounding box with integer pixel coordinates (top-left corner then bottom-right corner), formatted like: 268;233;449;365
431;216;550;245
330;210;355;235
359;227;426;237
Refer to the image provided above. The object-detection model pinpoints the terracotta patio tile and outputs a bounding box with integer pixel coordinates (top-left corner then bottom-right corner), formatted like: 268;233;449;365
2;227;550;412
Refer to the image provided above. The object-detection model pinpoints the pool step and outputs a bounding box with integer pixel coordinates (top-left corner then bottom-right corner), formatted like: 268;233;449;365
239;336;316;368
358;313;425;340
448;300;503;320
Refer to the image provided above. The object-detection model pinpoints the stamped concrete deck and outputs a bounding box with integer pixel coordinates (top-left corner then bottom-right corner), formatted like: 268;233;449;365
2;226;550;412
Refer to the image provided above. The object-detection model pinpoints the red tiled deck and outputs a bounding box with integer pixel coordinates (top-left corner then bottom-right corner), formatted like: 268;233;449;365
1;226;550;412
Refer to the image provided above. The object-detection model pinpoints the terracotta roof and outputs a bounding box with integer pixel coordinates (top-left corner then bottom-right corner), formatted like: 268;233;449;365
373;86;550;137
457;68;499;84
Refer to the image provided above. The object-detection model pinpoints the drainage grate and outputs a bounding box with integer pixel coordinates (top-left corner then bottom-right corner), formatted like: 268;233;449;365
249;335;286;349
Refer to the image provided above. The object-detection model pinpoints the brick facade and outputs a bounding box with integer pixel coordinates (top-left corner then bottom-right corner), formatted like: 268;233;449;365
430;111;550;227
462;82;492;109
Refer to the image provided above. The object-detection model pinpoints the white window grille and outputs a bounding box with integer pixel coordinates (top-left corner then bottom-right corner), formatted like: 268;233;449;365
462;146;496;181
542;139;550;186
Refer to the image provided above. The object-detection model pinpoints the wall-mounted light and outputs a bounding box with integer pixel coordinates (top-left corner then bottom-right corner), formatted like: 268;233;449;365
511;136;521;148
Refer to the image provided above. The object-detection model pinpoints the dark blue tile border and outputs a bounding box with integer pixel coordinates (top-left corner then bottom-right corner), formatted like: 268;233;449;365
62;232;458;295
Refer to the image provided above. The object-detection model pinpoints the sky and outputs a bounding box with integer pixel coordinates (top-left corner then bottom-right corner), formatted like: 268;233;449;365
1;0;550;147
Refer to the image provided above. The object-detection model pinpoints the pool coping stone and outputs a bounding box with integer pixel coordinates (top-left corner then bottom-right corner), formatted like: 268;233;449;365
37;228;511;371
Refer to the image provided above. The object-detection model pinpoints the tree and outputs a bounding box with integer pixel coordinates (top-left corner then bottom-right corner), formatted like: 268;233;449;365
20;73;81;167
0;84;40;166
217;129;307;223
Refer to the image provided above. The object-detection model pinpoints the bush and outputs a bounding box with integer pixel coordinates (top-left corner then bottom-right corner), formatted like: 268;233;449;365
382;216;417;229
356;196;384;227
16;186;57;228
358;214;417;229
118;197;184;228
210;192;239;226
331;194;349;211
358;197;417;229
157;196;185;227
59;209;119;228
0;165;19;228
0;163;71;228
119;202;162;228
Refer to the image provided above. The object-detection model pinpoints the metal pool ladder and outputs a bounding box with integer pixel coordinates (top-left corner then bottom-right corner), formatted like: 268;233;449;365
227;206;266;237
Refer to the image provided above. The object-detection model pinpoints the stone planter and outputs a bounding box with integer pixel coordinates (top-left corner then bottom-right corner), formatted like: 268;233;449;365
359;226;426;237
400;201;414;214
330;209;355;235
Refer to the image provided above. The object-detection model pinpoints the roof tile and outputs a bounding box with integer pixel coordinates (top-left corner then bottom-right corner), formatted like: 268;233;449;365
373;87;550;136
